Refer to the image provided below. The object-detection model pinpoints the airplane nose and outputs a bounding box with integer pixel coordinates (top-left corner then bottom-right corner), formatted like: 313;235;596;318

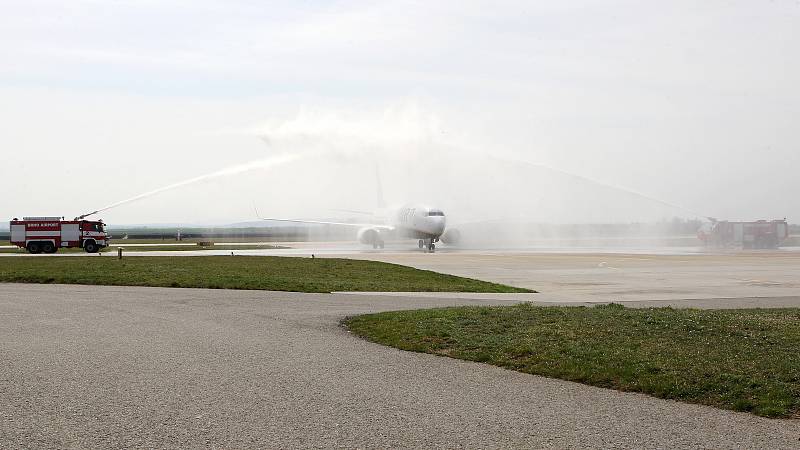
432;216;446;235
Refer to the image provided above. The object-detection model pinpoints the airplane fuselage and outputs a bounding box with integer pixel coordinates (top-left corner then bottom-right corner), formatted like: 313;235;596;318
390;204;447;240
258;203;451;252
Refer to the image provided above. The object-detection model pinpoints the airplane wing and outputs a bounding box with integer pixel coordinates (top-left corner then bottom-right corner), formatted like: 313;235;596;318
258;216;394;231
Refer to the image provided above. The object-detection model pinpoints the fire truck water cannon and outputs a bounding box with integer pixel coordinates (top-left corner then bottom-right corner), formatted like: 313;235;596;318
9;216;109;254
75;210;101;221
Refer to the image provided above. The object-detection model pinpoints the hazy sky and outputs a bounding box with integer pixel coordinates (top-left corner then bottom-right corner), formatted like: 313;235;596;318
1;0;798;224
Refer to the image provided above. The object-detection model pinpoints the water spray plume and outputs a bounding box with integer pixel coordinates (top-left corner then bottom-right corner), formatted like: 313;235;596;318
256;106;707;222
510;159;711;220
78;153;301;219
76;105;712;226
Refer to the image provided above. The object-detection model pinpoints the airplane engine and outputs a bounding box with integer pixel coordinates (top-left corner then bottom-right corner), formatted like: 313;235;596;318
357;227;383;248
440;228;461;245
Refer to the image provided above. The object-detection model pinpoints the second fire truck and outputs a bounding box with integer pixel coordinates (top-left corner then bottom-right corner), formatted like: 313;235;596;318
698;219;789;249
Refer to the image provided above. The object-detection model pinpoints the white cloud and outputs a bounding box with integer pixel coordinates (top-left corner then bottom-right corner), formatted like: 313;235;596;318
1;0;798;223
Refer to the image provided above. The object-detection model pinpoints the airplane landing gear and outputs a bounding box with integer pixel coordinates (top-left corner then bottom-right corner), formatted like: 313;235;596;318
419;238;438;252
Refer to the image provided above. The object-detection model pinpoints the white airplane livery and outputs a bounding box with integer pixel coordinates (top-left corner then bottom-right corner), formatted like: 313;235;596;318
258;204;459;252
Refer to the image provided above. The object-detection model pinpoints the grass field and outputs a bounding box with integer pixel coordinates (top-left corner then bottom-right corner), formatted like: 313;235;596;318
345;303;800;418
105;238;296;244
113;244;288;252
0;242;288;253
0;256;531;293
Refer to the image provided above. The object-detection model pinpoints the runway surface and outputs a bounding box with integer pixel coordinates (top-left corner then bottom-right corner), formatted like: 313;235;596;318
344;249;800;307
1;283;798;449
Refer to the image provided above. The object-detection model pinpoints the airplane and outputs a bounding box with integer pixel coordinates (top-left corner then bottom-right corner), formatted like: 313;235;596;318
256;204;459;252
256;165;461;252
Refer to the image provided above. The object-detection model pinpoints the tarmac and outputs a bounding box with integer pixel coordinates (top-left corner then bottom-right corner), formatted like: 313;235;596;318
343;249;800;307
1;283;799;449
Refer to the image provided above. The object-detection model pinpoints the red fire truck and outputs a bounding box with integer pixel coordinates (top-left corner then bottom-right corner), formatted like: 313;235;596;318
697;219;789;249
9;217;109;253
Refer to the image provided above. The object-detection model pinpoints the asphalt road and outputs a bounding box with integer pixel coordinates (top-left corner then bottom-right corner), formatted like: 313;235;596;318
1;283;798;449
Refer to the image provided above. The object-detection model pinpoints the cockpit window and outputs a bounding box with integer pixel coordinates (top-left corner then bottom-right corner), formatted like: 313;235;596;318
427;210;445;216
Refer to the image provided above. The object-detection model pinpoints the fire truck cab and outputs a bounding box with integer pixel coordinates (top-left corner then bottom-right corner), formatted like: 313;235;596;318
9;217;109;254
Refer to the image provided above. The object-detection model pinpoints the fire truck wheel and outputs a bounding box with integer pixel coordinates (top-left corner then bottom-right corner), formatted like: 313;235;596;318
84;242;99;253
42;242;56;254
27;242;42;254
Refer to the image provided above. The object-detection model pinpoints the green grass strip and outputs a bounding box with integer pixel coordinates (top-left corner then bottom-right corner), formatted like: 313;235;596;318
0;244;287;253
0;256;531;293
345;303;800;418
